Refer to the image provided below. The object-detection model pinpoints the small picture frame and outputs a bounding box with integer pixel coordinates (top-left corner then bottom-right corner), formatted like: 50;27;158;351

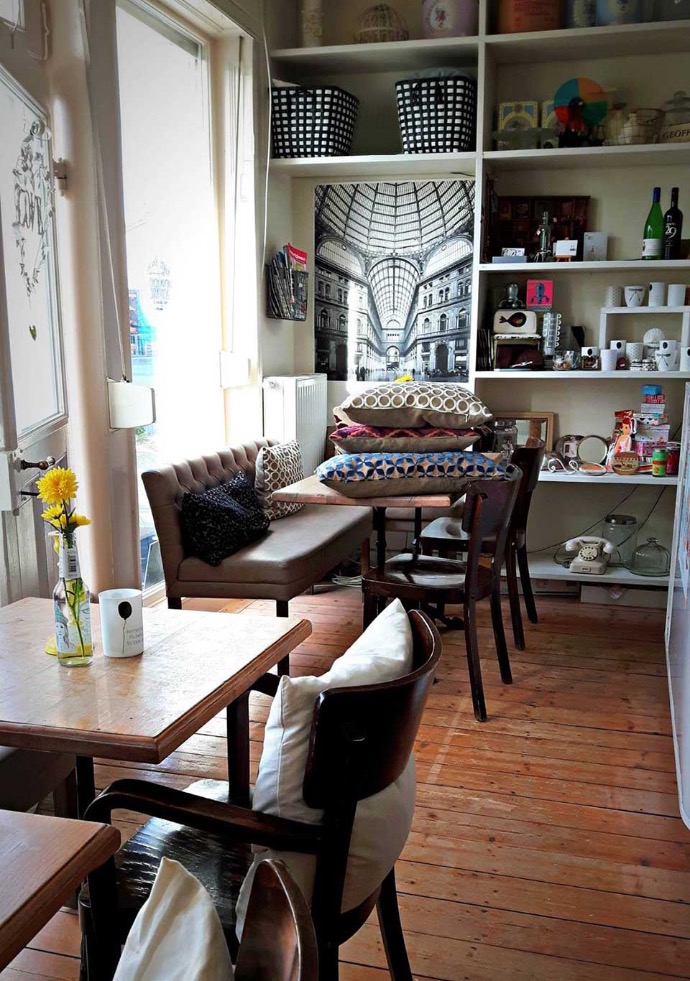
493;411;555;451
501;247;526;257
554;239;578;261
526;279;554;309
583;232;608;262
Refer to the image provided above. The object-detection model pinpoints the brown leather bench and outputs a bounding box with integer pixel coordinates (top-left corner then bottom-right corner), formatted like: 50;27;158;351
142;439;373;616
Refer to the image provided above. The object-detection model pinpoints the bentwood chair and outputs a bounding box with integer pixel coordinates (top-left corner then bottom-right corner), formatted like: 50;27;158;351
420;442;545;650
362;469;521;722
79;610;442;981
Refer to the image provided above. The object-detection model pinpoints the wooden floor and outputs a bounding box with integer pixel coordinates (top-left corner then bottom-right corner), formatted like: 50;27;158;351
5;587;690;980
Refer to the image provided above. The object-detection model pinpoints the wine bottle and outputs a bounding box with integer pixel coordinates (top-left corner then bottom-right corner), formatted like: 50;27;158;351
663;187;683;260
642;187;663;260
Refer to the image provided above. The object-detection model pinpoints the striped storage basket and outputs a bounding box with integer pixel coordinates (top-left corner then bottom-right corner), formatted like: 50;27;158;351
396;75;477;153
271;86;359;158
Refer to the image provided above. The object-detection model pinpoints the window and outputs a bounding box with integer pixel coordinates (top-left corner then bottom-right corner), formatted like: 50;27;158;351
325;283;331;298
337;288;343;304
440;314;447;332
444;287;450;302
318;280;324;296
338;313;347;332
423;317;431;334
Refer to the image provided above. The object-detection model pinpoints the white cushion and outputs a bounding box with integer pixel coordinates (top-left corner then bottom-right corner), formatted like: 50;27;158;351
236;599;416;936
114;857;233;981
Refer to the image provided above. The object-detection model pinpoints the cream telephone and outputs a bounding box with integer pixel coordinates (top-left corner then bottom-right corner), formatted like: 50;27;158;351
565;536;616;575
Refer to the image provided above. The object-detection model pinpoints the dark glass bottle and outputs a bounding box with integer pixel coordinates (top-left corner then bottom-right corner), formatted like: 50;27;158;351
663;187;683;260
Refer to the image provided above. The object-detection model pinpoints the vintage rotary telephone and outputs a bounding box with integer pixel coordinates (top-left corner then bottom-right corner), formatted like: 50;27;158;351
565;536;616;575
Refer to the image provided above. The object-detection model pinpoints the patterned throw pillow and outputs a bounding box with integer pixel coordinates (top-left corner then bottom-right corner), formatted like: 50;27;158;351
331;423;482;454
180;482;269;566
316;451;508;498
255;440;305;521
335;383;492;430
223;470;263;512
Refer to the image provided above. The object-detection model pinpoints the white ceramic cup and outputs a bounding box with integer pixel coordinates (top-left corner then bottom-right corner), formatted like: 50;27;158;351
600;349;618;371
610;339;627;352
624;285;645;307
680;346;690;372
656;350;679;371
582;346;600;357
648;282;666;307
99;588;144;658
668;284;688;306
605;285;623;307
659;339;678;354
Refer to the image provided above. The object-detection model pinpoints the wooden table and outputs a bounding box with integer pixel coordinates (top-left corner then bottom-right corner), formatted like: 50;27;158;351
0;809;120;971
273;474;460;570
0;599;311;813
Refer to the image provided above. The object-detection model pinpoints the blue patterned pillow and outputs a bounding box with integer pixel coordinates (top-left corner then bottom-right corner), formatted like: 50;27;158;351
315;451;508;498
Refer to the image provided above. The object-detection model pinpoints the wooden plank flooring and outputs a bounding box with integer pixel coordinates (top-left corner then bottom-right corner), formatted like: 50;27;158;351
5;588;689;980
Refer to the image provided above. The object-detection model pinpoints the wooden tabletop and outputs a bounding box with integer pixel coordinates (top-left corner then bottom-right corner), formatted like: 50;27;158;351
271;474;459;509
0;599;311;763
0;809;120;971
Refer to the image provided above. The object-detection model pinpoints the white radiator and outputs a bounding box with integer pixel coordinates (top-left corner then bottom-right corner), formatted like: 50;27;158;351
262;375;328;476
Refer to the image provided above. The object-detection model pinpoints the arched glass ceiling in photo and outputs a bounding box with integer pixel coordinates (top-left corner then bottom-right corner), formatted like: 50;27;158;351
316;237;365;279
423;235;473;278
367;257;420;335
315;181;475;260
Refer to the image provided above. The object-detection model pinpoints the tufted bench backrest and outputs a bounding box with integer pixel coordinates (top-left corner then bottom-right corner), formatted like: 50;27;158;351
141;439;279;591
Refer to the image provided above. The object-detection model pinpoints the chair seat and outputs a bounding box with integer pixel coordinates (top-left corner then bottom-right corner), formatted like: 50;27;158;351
365;553;493;598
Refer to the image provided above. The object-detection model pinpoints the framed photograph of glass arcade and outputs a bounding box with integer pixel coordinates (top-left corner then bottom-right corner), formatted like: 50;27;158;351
313;180;475;383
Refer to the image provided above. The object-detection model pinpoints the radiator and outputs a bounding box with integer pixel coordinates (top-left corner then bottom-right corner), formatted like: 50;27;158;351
262;374;328;476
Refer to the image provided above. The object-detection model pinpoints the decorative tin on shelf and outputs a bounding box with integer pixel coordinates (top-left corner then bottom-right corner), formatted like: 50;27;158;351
271;87;359;158
422;0;479;37
497;0;563;32
396;75;477;153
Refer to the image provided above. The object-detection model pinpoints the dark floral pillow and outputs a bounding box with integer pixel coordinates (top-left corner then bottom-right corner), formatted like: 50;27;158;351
223;470;263;512
180;480;269;566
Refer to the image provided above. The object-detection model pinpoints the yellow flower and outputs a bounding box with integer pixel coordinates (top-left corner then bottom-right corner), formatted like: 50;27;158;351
71;514;91;527
36;467;78;504
41;504;65;522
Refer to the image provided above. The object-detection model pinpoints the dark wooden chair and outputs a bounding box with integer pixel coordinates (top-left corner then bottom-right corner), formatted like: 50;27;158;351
362;469;521;722
235;859;318;980
419;442;545;651
79;610;442;981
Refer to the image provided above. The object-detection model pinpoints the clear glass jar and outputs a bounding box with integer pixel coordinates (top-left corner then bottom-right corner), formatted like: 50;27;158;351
629;537;671;577
601;513;638;567
493;419;518;463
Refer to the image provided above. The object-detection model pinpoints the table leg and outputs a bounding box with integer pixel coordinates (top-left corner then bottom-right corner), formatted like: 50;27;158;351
76;755;96;819
227;693;250;807
374;506;387;571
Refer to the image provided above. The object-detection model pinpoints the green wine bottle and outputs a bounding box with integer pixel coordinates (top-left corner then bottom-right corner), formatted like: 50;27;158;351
642;187;663;260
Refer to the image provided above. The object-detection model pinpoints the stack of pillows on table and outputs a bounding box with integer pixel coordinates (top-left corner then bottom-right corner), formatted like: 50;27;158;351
317;382;505;497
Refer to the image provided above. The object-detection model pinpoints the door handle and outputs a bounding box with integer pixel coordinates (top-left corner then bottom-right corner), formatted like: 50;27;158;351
19;456;56;471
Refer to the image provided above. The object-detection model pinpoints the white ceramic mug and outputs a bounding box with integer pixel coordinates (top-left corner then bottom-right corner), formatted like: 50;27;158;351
624;285;645;307
668;284;688;306
680;346;690;372
600;349;618;370
605;285;623;307
656;350;679;371
99;588;144;658
610;339;627;352
648;282;666;307
582;346;600;357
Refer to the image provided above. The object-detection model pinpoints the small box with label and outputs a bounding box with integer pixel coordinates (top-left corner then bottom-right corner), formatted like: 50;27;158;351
496;101;539;150
583;232;608;261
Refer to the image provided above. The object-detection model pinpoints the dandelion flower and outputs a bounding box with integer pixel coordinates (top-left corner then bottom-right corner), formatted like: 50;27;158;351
36;467;78;504
72;514;91;527
41;504;65;523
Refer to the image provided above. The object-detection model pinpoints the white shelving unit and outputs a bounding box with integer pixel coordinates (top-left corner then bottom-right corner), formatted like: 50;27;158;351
538;473;678;485
269;6;690;592
529;554;670;588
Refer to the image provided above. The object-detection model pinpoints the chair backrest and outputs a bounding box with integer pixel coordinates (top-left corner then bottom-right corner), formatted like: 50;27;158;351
302;609;441;810
235;859;318;981
510;440;546;540
140;439;278;590
461;466;522;593
299;610;441;941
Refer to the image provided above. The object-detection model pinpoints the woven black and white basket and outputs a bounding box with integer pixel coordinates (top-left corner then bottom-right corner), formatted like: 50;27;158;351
271;86;359;158
396;75;477;154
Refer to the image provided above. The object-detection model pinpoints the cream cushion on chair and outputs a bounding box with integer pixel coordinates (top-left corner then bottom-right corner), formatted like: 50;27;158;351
236;599;415;935
114;857;233;980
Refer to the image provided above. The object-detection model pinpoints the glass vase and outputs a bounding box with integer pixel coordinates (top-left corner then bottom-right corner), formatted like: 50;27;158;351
53;536;93;666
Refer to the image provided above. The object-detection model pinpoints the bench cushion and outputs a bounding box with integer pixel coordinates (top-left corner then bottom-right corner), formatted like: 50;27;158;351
176;504;372;596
